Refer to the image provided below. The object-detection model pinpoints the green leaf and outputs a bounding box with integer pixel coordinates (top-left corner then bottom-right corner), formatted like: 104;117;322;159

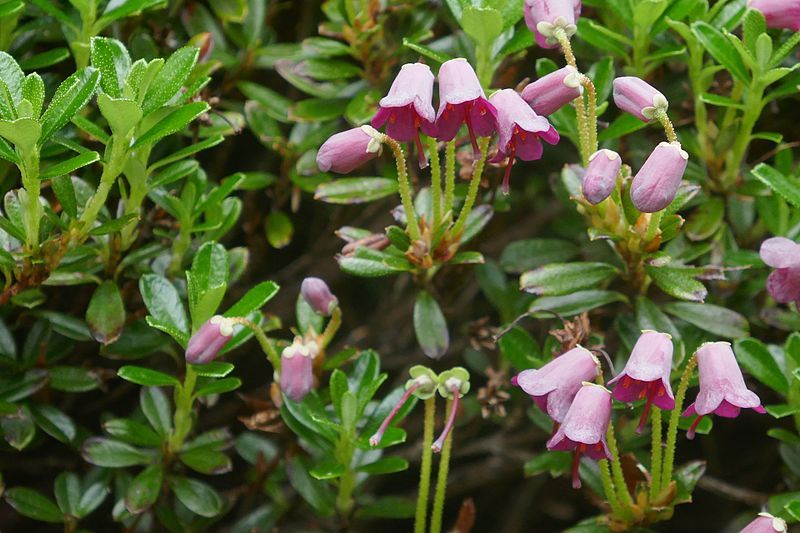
0;52;23;105
663;302;749;338
31;404;76;443
225;281;279;317
310;459;346;480
691;22;749;82
139;274;189;341
402;38;453;65
91;37;131;98
169;477;222;518
356;496;415;519
414;291;449;359
752;163;800;207
40;68;100;142
125;464;162;514
133;101;208;148
0;117;40;154
698;92;745;109
500;239;579;273
82;437;152;467
86;281;126;344
524;451;571;477
734;338;789;395
194;377;242;397
766;404;800;419
685;197;724;240
87;213;138;236
54;472;80;516
103;418;162;446
22;74;45;118
1;404;36;450
187;242;228;329
192;361;235;378
461;6;504;46
118;365;180;387
140;386;173;436
598;113;648;141
48;366;100;392
315;177;398;204
265;210;293;249
238;81;291;122
520;262;617;296
644;262;707;302
96;0;166;29
286;457;335;516
97;94;142;137
577;19;631;57
51;175;78;218
40;151;100;180
148;134;224;171
498;326;541;371
529;290;628;317
4;487;64;523
356;456;409;474
142;46;199;114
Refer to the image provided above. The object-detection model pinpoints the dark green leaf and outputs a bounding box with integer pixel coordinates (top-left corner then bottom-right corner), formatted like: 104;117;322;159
315;178;398;204
82;437;152;467
4;487;63;523
169;477;222;518
663;302;749;338
118;365;180;387
500;239;579;273
140;386;172;436
87;281;126;344
529;290;628;317
40;68;100;142
125;464;163;514
734;338;789;395
520;262;617;296
414;291;449;359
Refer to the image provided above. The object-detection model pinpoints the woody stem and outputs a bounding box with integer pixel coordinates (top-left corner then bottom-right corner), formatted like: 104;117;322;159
385;137;421;241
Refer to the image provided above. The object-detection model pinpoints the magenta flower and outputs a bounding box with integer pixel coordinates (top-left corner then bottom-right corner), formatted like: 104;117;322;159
582;149;621;205
301;277;338;316
280;337;318;402
512;346;599;424
759;237;800;306
431;367;470;453
316;125;383;174
185;315;235;364
740;512;788;533
607;330;675;433
371;63;436;168
369;366;438;447
748;0;800;31
488;88;559;194
682;342;766;439
521;66;583;116
546;383;612;489
434;58;497;157
524;0;581;49
630;141;688;213
612;76;669;122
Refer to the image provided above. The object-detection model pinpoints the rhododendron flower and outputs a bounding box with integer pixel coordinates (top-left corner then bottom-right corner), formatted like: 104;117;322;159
301;277;338;316
524;0;581;49
546;383;612;489
488;88;559;194
740;512;788;533
434;58;497;157
582;149;621;204
759;236;800;306
613;76;669;122
630;141;688;213
185;315;235;364
607;330;675;433
748;0;800;31
521;65;583;116
682;342;766;439
371;62;436;168
512;346;599;424
280;337;319;402
316;125;383;174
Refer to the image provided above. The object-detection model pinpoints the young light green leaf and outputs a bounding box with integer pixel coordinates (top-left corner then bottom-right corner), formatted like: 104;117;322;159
91;37;132;98
132;101;208;148
40;68;100;142
141;46;199;114
40;151;100;179
691;21;749;82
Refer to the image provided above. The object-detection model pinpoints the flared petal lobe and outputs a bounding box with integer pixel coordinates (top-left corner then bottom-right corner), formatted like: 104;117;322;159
546;383;612;460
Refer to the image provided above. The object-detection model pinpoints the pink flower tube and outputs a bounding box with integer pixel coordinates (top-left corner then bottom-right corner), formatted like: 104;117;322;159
740;512;788;533
185;315;235;364
748;0;800;31
280;338;319;402
521;66;583;116
300;277;338;316
582;149;621;205
759;237;800;306
630;141;688;213
316;126;383;174
524;0;581;49
612;76;668;122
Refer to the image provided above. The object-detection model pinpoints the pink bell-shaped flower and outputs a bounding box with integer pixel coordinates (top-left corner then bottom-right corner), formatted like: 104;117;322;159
582;149;622;205
300;277;338;316
607;330;675;433
488;88;559;194
740;512;788;533
185;315;235;364
521;66;583;116
612;76;669;122
434;58;497;158
748;0;800;31
630;141;688;213
546;382;612;489
280;337;319;403
512;346;599;425
524;0;581;49
682;342;766;439
759;237;800;306
316;125;383;174
371;62;437;168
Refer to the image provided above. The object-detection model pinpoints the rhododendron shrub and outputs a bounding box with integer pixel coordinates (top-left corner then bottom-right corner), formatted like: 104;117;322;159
0;1;799;532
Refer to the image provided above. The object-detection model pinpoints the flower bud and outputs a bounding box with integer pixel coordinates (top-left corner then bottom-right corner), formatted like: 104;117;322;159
185;315;235;364
760;237;800;305
316;126;383;174
521;66;583;116
524;0;580;49
630;141;688;213
300;277;338;316
612;76;668;122
748;0;800;31
280;338;319;403
582;149;621;204
740;512;788;533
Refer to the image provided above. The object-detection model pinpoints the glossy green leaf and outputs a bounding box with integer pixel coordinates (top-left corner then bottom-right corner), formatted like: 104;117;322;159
529;290;628;317
118;365;180;387
315;177;398;204
414;291;449;359
125;464;163;514
82;437;152;467
140;386;173;436
520;262;618;296
4;487;64;523
40;68;100;142
169;477;222;518
734;338;789;395
691;21;749;82
663;302;749;338
133;101;208;148
500;239;580;273
139;274;189;340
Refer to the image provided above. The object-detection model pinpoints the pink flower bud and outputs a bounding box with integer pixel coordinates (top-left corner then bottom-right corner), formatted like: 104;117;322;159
488;88;559;193
185;315;235;364
582;149;621;204
748;0;800;31
300;277;338;316
630;141;688;213
280;338;318;403
521;66;583;116
546;383;612;489
682;342;766;439
316;126;383;174
513;346;599;423
435;58;498;158
612;76;668;122
740;512;788;533
371;63;436;168
524;0;581;49
759;237;800;306
607;330;675;433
